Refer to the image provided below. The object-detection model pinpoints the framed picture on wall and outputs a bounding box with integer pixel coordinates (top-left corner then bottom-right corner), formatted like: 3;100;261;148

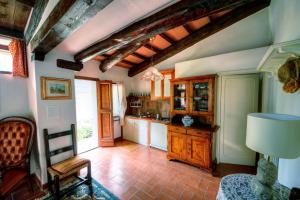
41;77;72;100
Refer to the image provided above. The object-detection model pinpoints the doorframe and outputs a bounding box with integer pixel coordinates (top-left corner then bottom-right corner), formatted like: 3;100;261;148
75;76;101;150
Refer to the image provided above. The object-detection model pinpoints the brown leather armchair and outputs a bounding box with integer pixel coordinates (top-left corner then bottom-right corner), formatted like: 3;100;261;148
0;117;36;199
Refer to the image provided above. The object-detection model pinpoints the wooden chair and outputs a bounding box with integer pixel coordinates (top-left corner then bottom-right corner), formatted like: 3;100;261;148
43;124;92;199
0;116;36;199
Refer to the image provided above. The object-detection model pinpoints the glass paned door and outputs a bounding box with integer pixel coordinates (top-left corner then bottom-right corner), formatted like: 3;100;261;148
189;79;213;115
75;79;99;153
192;82;209;112
171;81;189;114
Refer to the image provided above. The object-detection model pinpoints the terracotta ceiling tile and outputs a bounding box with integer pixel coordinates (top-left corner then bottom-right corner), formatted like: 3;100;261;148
116;62;132;68
93;55;106;61
135;46;156;57
148;35;171;50
187;17;210;31
124;55;143;64
165;26;189;41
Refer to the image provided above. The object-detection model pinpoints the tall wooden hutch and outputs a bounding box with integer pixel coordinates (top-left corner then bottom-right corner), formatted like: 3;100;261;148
168;74;217;171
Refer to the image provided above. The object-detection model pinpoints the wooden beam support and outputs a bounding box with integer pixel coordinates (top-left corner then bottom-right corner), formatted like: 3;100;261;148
75;0;256;62
25;0;49;43
0;26;23;39
160;33;174;44
144;44;161;53
30;0;112;58
128;0;270;77
57;59;83;71
132;52;148;60
99;43;143;72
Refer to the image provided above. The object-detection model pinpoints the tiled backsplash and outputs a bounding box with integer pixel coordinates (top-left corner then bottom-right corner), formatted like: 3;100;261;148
126;96;170;118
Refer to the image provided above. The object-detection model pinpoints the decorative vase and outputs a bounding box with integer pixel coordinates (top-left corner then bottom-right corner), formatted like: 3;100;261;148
182;115;194;127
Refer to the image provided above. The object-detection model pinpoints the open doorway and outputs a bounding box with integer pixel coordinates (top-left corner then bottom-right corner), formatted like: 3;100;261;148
75;78;99;153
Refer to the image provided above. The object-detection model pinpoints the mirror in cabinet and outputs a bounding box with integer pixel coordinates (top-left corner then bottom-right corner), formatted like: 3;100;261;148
151;69;174;100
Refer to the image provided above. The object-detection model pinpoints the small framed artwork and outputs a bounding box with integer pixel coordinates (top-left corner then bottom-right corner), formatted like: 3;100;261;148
41;77;72;100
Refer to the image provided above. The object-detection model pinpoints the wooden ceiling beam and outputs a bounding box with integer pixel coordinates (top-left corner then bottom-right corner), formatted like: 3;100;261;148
30;0;112;60
144;43;161;53
0;26;23;39
57;59;83;71
128;0;271;77
17;0;35;7
75;0;255;62
25;0;49;43
132;52;148;60
99;42;143;72
160;33;174;44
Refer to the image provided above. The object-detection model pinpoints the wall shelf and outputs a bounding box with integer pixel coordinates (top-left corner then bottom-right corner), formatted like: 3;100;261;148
257;39;300;75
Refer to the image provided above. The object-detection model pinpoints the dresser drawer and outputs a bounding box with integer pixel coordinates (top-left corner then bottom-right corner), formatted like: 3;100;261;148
187;129;210;138
168;125;186;134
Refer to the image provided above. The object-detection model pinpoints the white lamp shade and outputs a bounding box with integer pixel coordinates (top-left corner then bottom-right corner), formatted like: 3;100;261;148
246;113;300;159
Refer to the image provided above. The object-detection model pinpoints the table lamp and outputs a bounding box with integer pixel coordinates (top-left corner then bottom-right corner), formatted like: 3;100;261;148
246;113;300;199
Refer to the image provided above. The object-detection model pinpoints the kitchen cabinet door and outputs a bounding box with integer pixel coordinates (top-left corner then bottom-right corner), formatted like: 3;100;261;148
150;122;167;151
186;135;210;169
167;132;186;160
135;120;148;146
123;118;135;141
170;81;189;114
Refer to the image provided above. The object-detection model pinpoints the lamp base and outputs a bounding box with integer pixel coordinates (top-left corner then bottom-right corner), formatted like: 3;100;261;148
252;158;278;199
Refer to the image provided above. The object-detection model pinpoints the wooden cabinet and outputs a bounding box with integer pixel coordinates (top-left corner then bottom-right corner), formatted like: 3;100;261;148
151;69;174;100
170;75;216;121
186;135;210;169
167;131;186;160
167;125;214;171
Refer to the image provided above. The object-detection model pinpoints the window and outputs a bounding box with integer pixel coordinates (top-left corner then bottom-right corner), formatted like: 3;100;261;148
0;37;12;73
0;50;12;73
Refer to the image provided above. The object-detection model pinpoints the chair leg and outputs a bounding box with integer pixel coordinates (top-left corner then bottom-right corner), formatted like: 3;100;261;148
54;175;60;200
87;163;92;185
27;174;34;194
47;172;53;194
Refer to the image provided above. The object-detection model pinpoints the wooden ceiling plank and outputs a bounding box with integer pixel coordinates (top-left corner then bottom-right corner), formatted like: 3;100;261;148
128;0;271;77
30;0;112;60
25;0;49;43
121;59;136;66
75;0;255;62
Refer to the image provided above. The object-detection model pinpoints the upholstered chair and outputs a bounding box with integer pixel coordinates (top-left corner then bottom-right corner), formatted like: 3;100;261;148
0;117;36;199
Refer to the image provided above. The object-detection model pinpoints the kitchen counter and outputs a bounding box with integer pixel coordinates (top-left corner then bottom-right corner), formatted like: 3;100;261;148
125;115;170;125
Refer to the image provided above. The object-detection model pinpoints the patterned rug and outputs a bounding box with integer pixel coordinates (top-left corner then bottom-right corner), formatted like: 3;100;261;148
42;178;119;200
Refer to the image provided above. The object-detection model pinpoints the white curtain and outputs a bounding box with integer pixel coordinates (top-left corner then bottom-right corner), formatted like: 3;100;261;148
116;83;127;126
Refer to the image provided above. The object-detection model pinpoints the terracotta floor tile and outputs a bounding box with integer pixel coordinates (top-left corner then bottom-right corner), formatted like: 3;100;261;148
79;141;221;200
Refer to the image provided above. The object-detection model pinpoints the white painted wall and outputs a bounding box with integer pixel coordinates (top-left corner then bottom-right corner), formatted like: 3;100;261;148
0;75;30;119
263;0;300;189
76;60;151;95
175;47;268;78
30;50;76;184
